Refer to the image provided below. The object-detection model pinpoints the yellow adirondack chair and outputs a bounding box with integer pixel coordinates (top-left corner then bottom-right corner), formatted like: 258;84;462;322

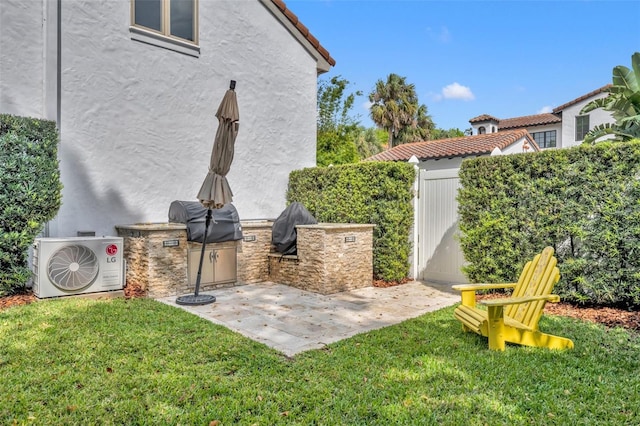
452;246;574;351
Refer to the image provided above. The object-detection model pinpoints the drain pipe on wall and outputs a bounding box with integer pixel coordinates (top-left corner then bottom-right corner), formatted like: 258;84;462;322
42;0;62;237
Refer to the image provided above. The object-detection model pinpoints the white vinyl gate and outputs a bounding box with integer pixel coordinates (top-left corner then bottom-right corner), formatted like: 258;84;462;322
416;169;468;284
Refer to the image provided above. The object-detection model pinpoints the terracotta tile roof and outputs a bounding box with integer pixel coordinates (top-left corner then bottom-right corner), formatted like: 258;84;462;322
366;129;537;162
552;84;612;113
270;0;336;66
469;114;500;123
498;113;561;130
469;113;561;129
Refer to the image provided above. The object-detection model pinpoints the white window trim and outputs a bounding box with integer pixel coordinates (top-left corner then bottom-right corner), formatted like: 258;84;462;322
130;26;200;57
130;0;199;57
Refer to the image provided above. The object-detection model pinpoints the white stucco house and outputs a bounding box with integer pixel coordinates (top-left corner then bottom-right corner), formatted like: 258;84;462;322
469;85;614;149
368;130;539;284
0;0;334;238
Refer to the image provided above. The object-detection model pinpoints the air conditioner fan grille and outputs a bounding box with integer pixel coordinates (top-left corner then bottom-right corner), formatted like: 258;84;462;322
47;244;99;291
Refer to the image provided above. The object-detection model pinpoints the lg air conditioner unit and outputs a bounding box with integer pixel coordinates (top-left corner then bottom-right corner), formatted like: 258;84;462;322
33;237;124;298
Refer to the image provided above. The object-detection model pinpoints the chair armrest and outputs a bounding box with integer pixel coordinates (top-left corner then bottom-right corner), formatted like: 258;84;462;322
479;294;561;307
452;283;517;292
453;283;518;308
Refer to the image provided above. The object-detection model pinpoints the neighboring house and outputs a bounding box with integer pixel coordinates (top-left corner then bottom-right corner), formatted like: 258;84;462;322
369;85;614;284
368;130;539;284
0;0;334;237
469;85;614;149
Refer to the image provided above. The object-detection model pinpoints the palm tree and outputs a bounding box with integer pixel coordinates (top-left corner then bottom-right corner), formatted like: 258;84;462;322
396;103;435;144
369;74;420;148
354;127;386;159
581;52;640;143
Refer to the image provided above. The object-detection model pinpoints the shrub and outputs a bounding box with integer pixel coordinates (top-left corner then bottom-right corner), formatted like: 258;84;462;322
458;140;640;307
287;161;415;282
0;114;62;295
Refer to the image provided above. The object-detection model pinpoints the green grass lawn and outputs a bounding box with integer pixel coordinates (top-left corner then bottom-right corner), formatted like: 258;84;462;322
1;297;639;425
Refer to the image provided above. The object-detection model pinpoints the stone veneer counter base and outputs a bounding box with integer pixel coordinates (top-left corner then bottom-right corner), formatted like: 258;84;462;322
117;221;375;297
268;223;375;294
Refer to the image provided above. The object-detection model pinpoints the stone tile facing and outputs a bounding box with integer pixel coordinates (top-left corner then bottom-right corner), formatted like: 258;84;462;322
118;221;375;297
237;221;273;283
268;224;375;294
158;281;459;357
116;223;189;298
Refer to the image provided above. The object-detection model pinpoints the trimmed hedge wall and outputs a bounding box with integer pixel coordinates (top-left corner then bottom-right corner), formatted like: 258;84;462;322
0;114;62;295
287;162;415;282
458;140;640;307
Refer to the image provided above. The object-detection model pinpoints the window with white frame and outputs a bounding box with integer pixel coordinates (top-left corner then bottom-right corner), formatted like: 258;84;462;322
132;0;198;44
531;130;557;149
576;115;590;141
478;126;486;135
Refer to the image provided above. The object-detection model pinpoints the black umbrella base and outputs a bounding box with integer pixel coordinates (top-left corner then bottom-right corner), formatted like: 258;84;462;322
175;294;216;306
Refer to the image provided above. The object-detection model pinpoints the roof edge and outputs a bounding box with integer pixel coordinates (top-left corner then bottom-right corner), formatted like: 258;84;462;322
366;129;537;162
552;84;612;113
469;114;500;124
262;0;336;74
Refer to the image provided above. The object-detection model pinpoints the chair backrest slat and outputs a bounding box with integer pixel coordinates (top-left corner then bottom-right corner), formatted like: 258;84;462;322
505;247;560;327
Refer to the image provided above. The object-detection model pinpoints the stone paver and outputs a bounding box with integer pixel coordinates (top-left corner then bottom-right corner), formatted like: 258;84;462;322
158;280;458;357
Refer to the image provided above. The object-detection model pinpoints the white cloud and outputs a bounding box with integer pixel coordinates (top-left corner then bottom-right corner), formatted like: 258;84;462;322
363;100;373;111
438;26;451;43
537;105;553;114
440;82;475;101
427;26;451;43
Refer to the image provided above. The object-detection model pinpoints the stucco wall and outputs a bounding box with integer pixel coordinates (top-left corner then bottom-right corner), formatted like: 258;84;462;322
0;0;44;117
1;0;319;237
560;92;613;148
501;137;536;155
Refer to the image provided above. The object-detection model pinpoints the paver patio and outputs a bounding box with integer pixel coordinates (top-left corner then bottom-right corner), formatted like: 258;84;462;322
158;281;458;356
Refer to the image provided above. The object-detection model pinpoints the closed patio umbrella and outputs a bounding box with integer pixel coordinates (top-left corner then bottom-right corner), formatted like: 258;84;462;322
197;82;239;209
177;80;239;306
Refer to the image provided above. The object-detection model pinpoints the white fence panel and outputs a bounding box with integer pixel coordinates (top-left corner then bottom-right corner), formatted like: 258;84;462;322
417;170;468;284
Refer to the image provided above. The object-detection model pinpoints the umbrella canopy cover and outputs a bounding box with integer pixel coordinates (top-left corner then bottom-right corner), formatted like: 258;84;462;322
197;88;239;209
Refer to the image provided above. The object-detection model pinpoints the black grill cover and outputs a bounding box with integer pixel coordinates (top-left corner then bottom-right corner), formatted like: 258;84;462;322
168;200;242;243
271;202;317;255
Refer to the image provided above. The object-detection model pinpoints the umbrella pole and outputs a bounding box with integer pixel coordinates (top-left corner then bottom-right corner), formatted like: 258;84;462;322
176;209;216;305
194;208;212;296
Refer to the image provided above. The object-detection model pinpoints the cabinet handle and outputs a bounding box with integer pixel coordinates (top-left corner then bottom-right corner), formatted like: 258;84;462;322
209;251;214;262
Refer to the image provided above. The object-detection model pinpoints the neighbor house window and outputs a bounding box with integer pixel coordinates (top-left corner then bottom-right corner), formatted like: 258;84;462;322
132;0;198;43
531;130;557;149
478;126;486;135
576;115;589;141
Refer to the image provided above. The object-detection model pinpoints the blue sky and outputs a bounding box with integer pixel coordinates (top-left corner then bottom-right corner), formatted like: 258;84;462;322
286;0;640;131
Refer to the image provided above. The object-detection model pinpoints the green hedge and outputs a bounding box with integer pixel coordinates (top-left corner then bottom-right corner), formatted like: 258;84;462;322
0;114;62;295
458;140;640;307
287;161;415;282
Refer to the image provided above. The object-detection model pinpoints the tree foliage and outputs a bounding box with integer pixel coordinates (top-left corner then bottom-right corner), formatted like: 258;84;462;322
316;76;362;166
431;128;465;140
369;73;433;148
353;127;386;159
396;104;434;144
581;52;640;143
